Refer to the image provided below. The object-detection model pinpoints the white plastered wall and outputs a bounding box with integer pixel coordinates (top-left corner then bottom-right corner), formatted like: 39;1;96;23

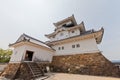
10;44;54;63
10;45;26;63
55;31;69;40
23;45;53;62
52;38;99;55
50;29;80;41
69;29;80;37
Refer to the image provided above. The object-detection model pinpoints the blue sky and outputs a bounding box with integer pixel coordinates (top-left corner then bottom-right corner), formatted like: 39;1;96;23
0;0;120;60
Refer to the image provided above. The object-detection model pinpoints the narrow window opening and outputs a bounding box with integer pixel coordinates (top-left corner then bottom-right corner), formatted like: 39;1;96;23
72;45;75;48
76;44;80;48
62;46;64;50
58;47;61;50
72;30;75;33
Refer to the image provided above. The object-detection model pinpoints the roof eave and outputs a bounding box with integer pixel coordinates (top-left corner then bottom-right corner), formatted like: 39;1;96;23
9;41;55;52
9;41;25;48
45;25;82;38
95;27;104;44
46;27;104;46
53;15;77;27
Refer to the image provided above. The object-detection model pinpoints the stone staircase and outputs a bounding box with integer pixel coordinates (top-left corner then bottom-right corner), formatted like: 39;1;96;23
27;62;44;79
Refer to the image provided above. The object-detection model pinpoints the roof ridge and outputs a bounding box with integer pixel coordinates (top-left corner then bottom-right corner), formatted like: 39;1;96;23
22;33;45;44
16;33;50;47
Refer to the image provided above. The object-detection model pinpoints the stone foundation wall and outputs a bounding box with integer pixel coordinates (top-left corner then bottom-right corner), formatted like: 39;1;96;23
0;63;20;79
1;53;120;79
0;62;51;79
14;63;33;80
0;63;32;79
37;62;51;73
51;53;120;77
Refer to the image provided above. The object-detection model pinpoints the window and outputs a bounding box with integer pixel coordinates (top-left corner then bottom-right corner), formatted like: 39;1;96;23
58;46;64;50
76;44;80;48
72;45;75;48
71;30;75;33
58;47;61;50
62;46;64;50
72;44;80;48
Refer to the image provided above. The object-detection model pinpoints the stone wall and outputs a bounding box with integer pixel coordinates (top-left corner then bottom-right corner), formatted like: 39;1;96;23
51;52;120;77
1;53;120;79
0;63;34;79
37;62;51;73
14;63;33;80
0;63;20;79
0;62;51;79
0;63;31;79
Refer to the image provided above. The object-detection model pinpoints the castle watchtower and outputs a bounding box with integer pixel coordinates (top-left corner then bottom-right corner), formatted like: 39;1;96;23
45;15;104;55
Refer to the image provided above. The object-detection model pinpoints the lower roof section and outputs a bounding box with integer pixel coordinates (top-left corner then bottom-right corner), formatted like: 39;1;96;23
9;41;55;52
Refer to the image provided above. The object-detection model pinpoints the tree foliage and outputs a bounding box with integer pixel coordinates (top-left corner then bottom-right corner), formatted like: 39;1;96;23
0;48;12;63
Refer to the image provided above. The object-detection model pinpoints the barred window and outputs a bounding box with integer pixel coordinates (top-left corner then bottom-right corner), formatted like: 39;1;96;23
58;47;61;50
76;44;80;48
72;30;75;33
72;45;75;48
58;46;64;50
62;46;64;50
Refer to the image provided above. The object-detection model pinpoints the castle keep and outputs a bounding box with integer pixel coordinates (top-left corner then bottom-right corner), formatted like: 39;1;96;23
1;15;119;79
10;15;104;63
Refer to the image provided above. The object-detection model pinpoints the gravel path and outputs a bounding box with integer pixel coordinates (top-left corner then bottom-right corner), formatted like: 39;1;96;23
37;73;120;80
0;63;7;72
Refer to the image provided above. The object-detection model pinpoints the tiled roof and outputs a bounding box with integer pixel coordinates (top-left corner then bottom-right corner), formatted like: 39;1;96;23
10;33;51;49
46;27;104;45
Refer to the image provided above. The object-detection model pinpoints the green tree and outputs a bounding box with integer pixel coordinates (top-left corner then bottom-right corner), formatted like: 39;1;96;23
0;48;12;63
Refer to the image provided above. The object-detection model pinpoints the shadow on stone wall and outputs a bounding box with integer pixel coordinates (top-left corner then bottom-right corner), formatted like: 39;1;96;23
51;52;120;77
0;62;50;80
